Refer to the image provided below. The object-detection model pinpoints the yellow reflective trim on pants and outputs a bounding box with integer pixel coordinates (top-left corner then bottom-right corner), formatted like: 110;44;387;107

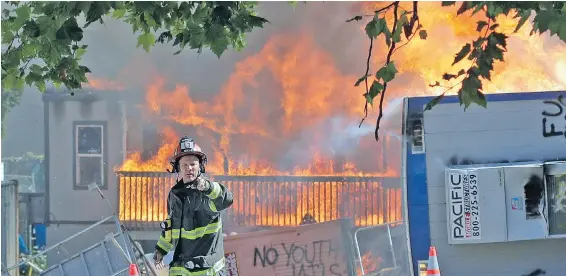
207;182;221;199
171;222;222;240
168;257;225;276
157;236;174;252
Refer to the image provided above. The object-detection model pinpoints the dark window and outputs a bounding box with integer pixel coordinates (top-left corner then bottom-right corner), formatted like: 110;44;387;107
78;156;103;187
75;124;104;189
78;127;102;154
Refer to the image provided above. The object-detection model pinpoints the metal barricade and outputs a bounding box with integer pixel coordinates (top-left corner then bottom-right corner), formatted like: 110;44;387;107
4;216;155;276
354;221;403;275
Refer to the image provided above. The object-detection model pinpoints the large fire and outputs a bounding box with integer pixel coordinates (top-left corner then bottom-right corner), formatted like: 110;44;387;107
87;2;564;231
115;32;401;176
105;2;565;177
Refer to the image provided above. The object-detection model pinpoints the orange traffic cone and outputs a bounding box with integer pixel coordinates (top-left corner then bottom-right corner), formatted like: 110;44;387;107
427;246;441;276
129;263;139;276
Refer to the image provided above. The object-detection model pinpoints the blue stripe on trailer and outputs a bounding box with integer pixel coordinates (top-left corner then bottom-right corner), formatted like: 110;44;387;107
406;97;431;274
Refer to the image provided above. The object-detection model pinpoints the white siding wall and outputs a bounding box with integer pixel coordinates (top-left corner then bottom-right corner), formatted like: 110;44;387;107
423;97;566;276
45;98;126;265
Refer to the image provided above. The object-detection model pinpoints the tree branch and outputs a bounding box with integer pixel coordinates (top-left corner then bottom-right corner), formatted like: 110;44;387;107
374;2;400;141
359;37;374;128
375;2;397;14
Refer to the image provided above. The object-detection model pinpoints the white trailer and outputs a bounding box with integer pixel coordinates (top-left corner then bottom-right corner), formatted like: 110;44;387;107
401;90;566;276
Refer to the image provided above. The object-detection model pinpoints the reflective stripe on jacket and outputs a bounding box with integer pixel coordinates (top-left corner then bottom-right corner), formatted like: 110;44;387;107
155;177;233;275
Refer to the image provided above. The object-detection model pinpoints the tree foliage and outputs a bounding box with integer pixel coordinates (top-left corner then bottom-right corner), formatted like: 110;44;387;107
352;1;566;140
0;1;268;133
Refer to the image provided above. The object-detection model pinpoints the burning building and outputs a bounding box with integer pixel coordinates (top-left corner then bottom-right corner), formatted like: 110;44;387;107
115;73;404;232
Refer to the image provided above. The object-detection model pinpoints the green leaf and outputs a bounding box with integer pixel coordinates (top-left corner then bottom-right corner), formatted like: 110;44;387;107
534;10;553;33
476;91;487;107
441;1;456;6
365;18;385;39
207;24;229;57
460;74;483;109
393;14;408;43
424;93;445;111
22;20;40;38
383;25;392;47
355;75;369;87
29;64;44;74
21;43;38;58
192;2;209;24
25;72;43;86
486;3;504;18
14;76;25;91
2;29;14;44
514;11;531;33
477;59;492;80
3;71;17;91
14;5;31;28
489;23;499;30
211;36;229;58
84;2;110;27
75;47;87;59
476;21;488;32
112;8;127;19
418;30;427;40
206;24;225;42
52;80;62;89
3;50;21;69
452;43;471;65
37;81;46;93
137;32;156;52
365;80;383;106
247;15;269;28
376;62;398;82
558;20;566;41
490;32;508;49
456;2;469;15
188;26;205;49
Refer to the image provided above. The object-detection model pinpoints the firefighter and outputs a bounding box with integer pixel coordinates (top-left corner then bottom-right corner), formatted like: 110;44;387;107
153;135;234;276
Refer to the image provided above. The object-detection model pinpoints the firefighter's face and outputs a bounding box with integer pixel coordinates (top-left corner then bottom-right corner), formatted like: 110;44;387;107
178;155;200;183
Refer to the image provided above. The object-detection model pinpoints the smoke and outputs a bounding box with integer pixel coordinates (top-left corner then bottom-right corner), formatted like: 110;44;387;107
278;95;403;171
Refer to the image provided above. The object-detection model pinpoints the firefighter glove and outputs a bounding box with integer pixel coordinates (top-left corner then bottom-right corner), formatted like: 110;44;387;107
196;178;210;192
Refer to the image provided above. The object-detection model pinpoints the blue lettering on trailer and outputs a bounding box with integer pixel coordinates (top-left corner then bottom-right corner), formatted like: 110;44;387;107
404;90;562;275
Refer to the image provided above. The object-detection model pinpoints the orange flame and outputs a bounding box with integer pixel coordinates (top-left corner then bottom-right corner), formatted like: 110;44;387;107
118;175;403;227
85;75;126;91
359;2;565;99
357;251;382;276
117;31;400;176
109;2;565;229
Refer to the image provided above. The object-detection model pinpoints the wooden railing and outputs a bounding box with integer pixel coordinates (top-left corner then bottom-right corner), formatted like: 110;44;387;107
117;172;402;231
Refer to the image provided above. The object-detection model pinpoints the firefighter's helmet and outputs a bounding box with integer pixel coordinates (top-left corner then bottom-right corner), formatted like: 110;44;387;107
169;135;207;174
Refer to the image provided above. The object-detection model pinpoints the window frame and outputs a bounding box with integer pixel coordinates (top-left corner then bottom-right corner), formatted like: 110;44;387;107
73;121;108;190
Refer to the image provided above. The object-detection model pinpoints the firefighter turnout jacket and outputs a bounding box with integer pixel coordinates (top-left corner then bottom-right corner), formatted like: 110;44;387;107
156;177;234;276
